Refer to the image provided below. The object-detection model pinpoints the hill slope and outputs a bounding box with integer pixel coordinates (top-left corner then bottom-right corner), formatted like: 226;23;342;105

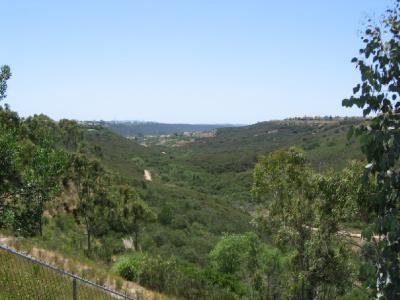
82;117;362;264
0;111;365;299
94;121;241;137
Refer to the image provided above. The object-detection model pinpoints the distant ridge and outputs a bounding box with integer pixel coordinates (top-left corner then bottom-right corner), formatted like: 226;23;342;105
84;121;244;137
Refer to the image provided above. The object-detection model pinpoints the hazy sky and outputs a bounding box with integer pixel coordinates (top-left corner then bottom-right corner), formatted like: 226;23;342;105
1;0;392;124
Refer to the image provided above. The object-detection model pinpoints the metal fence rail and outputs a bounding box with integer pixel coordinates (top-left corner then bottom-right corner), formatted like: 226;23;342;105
0;243;135;300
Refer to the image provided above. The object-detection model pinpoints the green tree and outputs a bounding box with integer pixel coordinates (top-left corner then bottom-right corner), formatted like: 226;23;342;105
0;65;19;231
252;148;316;299
16;147;67;236
252;148;355;299
0;65;11;102
71;154;107;254
310;172;359;298
23;115;61;148
0;135;19;195
209;232;259;275
158;204;174;225
0;66;22;231
117;186;156;251
0;65;18;196
59;119;83;151
0;134;20;230
209;232;288;299
342;1;400;297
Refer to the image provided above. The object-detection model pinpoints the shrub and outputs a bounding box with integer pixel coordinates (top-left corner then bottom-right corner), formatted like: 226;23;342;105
54;214;76;231
130;157;145;169
0;206;15;229
158;205;174;225
114;252;179;293
114;252;240;299
113;252;147;281
303;140;320;150
327;140;336;147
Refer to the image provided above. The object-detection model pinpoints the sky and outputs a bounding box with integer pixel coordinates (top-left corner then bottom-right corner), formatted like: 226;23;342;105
0;0;393;124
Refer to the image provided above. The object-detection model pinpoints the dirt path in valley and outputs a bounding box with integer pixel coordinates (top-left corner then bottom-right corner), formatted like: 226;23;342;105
144;169;152;181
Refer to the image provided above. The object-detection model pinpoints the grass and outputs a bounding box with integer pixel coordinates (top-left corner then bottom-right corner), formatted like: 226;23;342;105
0;249;115;300
0;233;169;300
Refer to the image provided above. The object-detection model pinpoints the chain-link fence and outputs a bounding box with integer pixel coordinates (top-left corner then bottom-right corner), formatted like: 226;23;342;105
0;244;135;300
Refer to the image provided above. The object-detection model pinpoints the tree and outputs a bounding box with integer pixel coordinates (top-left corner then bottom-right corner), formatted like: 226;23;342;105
58;119;83;151
158;204;174;225
0;65;17;196
117;186;156;251
16;147;67;236
0;65;11;103
71;154;107;254
0;134;20;230
0;66;21;231
252;148;355;299
310;171;360;298
210;233;258;275
0;135;19;194
209;232;289;299
23;115;61;148
342;1;400;297
252;148;316;298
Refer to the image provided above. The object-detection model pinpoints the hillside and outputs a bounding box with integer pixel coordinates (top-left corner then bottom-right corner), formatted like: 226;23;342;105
82;117;363;263
170;117;362;173
85;127;253;264
92;121;241;137
140;117;363;209
0;105;365;299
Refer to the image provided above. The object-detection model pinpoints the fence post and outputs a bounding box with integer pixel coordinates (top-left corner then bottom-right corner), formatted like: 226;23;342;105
73;278;78;300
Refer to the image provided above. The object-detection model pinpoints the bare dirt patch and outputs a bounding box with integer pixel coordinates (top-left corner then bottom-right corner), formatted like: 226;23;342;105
144;169;152;181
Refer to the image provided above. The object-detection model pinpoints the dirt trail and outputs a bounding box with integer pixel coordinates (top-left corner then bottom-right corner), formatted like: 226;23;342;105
306;226;381;242
144;169;152;181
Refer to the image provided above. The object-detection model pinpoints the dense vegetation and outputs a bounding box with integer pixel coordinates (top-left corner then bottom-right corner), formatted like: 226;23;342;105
0;65;372;299
2;2;400;299
0;68;368;299
0;64;367;299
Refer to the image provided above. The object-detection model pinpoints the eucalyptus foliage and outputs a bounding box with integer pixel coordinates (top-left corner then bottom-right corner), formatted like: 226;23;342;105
343;1;400;297
0;65;11;102
252;148;363;299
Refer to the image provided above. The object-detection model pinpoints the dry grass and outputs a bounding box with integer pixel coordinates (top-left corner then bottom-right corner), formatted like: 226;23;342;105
0;235;169;300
